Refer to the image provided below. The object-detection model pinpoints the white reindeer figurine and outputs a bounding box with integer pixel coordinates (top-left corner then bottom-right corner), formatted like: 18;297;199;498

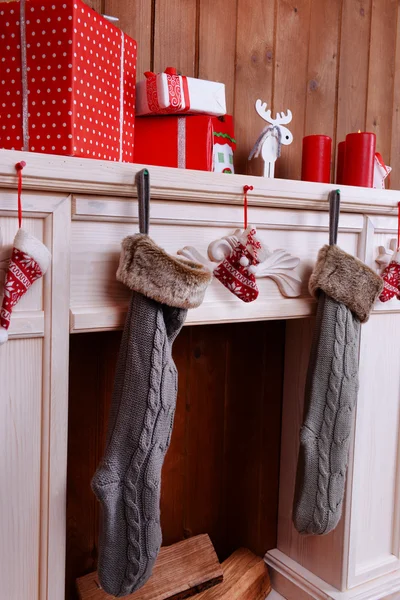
249;100;293;178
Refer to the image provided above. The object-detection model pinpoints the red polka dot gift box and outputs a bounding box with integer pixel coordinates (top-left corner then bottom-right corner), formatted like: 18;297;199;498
0;0;137;162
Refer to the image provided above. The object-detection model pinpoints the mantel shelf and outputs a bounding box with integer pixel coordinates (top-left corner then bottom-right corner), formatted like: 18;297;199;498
0;149;400;333
0;149;399;215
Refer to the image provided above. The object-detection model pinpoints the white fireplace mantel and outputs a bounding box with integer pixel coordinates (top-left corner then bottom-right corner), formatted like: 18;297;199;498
1;149;400;600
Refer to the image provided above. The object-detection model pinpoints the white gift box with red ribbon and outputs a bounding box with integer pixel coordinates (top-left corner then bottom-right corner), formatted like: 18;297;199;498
136;67;226;117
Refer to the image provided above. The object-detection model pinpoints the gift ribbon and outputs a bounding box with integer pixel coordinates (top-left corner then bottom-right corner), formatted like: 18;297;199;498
118;32;125;162
20;0;29;151
18;0;126;160
181;75;190;112
177;117;186;169
145;68;191;113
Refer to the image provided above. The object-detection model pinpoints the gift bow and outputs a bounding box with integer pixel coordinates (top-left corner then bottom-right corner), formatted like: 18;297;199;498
144;67;178;77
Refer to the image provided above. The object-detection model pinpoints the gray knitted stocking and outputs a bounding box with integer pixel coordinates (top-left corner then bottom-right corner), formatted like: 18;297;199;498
91;292;187;597
292;292;360;535
90;169;215;594
292;190;383;536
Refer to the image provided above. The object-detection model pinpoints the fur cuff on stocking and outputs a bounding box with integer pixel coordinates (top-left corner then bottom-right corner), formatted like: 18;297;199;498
117;234;213;309
309;245;383;323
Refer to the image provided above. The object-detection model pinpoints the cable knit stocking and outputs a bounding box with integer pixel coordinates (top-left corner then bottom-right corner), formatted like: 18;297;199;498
293;191;383;536
293;292;360;534
91;170;212;596
92;293;187;596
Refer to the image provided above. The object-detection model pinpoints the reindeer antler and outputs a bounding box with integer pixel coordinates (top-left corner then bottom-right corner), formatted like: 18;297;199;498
255;99;272;123
255;99;292;126
274;110;292;125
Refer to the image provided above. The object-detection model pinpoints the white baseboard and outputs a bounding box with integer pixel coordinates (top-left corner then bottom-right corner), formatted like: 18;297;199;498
265;549;400;600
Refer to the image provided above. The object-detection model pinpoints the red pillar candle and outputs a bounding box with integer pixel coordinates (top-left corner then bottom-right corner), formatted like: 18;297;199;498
301;135;332;183
343;132;376;187
336;141;346;184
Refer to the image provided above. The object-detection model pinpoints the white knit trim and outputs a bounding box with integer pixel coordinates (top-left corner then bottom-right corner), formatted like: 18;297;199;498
13;228;51;274
0;327;8;345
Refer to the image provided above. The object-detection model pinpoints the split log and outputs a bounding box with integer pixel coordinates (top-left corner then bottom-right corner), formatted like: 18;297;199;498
76;534;223;600
193;548;271;600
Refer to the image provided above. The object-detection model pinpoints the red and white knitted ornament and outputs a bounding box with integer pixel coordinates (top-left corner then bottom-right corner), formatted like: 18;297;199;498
379;202;400;303
213;226;266;303
0;162;51;344
379;250;400;302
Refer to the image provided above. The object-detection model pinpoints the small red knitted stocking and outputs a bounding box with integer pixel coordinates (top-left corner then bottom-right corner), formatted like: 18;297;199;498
0;162;51;344
213;227;264;303
379;251;400;302
379;202;400;302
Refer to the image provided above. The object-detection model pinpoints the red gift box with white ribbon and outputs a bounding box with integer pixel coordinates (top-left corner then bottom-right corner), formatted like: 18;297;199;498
134;114;236;172
0;0;137;162
136;67;226;117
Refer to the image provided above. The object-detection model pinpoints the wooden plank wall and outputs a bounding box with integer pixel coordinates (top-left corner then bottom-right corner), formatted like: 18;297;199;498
66;322;285;599
86;0;400;186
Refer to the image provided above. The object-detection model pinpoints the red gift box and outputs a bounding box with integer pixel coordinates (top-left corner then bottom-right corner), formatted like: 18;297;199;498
0;0;137;161
134;115;236;172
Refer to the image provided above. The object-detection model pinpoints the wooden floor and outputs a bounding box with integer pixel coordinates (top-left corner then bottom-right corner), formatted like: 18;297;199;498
66;321;286;599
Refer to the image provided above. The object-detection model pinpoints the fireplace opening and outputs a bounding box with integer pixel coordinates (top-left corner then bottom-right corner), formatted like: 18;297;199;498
66;320;286;598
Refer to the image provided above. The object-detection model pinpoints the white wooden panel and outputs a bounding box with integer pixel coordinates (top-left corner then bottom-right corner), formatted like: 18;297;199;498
40;203;71;600
277;319;347;591
277;313;400;595
72;196;365;232
266;548;400;600
7;311;45;337
348;314;400;587
0;190;70;600
0;338;42;600
0;188;66;215
70;212;360;331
